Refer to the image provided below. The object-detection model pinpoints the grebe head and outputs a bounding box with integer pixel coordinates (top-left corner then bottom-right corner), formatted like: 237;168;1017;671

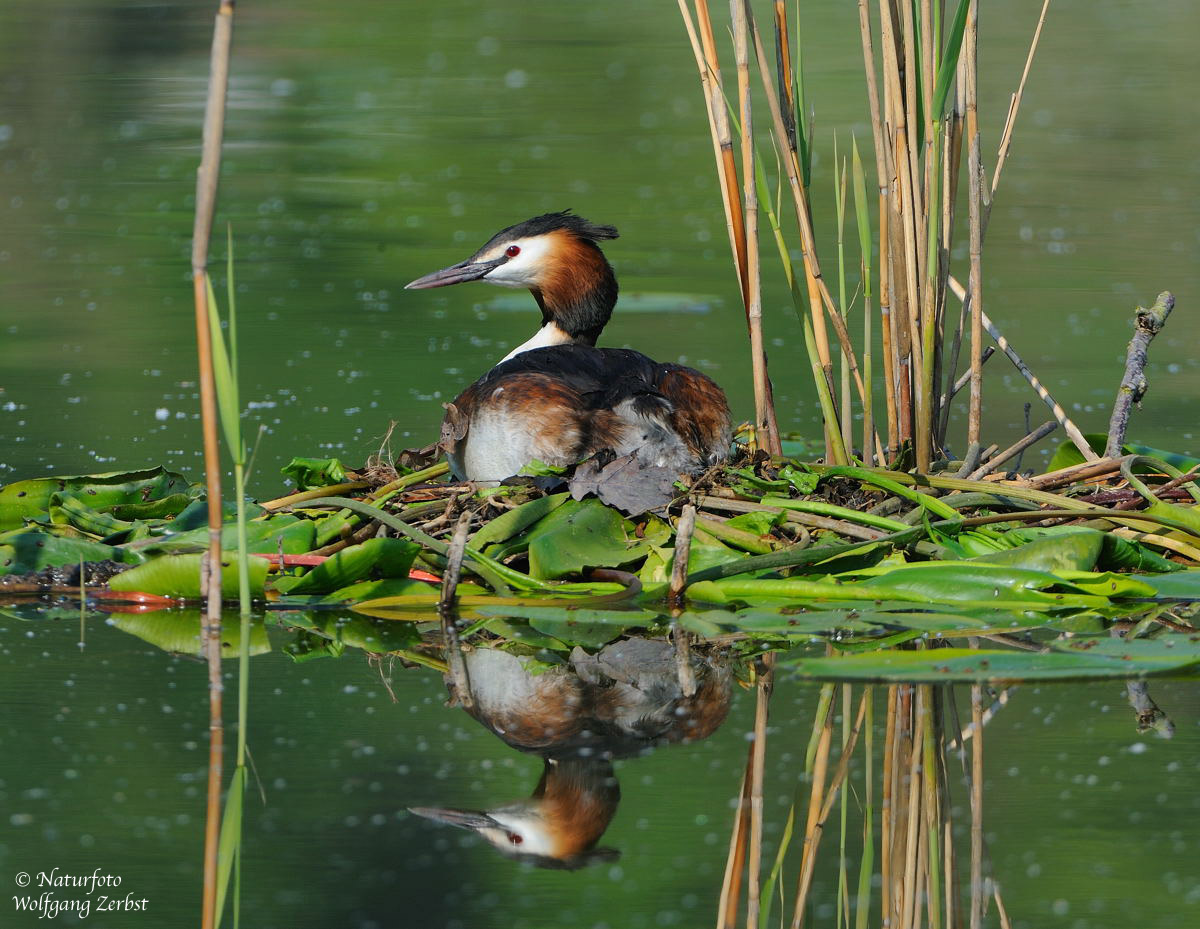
406;211;620;350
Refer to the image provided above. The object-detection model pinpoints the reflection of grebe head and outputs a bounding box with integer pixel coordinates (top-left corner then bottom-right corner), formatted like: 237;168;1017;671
409;757;620;870
411;638;734;867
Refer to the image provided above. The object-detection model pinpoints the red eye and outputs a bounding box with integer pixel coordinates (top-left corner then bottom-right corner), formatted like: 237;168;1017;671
507;832;523;845
505;245;521;258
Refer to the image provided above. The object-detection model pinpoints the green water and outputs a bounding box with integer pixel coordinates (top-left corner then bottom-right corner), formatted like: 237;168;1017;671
2;1;1199;926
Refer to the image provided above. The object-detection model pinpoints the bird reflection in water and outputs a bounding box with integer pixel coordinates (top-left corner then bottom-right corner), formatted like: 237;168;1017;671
410;638;733;869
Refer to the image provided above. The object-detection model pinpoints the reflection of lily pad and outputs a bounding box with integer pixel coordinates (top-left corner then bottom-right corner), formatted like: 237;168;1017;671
107;609;272;657
786;638;1200;683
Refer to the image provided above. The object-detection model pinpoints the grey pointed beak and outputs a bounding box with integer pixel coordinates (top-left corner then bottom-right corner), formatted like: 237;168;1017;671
408;806;499;830
405;256;504;290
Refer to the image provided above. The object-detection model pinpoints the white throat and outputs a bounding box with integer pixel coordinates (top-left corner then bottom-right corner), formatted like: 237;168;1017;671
498;323;573;364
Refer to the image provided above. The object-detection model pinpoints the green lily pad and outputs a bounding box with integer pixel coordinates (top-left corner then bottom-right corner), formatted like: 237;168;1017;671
0;531;126;576
281;457;348;490
525;498;649;580
971;529;1102;572
272;537;419;594
0;467;195;531
135;514;316;557
109;552;268;599
1132;570;1200;599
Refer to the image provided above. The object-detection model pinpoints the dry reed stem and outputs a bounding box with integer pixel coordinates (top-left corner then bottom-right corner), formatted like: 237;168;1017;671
969;684;984;929
858;1;898;457
881;684;898;927
939;346;994;410
946;275;1097;462
968;420;1058;479
678;0;748;307
670;504;698;697
1105;292;1175;458
439;512;474;710
732;0;781;453
746;14;878;451
717;758;753;929
964;0;984;449
790;693;834;929
746;652;775;929
1026;454;1129;489
791;691;870;924
992;0;1053;199
669;503;698;604
192;4;235;927
900;691;923;929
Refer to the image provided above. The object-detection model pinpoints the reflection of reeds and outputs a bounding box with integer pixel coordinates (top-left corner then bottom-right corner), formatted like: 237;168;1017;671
719;678;1004;928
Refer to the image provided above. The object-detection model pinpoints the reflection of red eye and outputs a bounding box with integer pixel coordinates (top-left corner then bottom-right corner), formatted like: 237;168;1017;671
505;245;521;258
508;832;523;845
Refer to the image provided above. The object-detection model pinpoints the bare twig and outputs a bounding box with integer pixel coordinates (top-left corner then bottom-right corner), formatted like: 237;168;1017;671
948;274;1098;462
670;504;698;697
439;512;474;710
968;420;1058;479
1105;292;1175;457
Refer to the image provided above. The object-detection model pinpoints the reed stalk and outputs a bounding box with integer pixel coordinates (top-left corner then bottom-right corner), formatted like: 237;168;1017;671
679;1;781;450
191;3;235;928
969;684;984;929
732;0;781;454
745;652;774;929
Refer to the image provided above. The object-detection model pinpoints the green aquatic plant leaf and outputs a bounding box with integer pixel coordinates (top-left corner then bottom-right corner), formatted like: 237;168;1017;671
109;552;268;599
1132;570;1200;599
481;617;569;651
271;537;419;594
281;457;349;490
779;463;820;495
0;531;126;575
1047;435;1200;472
970;529;1103;572
525;498;649;580
0;467;195;531
468;492;570;550
132;514;316;557
688;560;1149;611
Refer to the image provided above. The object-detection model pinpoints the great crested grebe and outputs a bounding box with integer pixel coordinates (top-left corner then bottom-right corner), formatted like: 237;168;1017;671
405;212;733;483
